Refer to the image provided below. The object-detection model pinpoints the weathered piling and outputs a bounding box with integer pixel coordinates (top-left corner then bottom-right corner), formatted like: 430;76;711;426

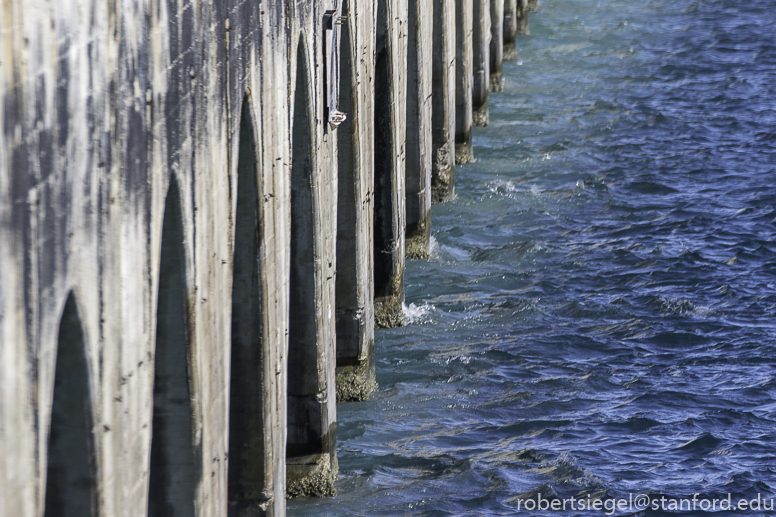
431;0;457;201
528;0;538;11
490;0;505;91
373;0;408;328
405;0;434;259
455;0;475;164
228;99;281;517
285;0;348;496
472;0;491;126
504;0;530;60
336;0;379;402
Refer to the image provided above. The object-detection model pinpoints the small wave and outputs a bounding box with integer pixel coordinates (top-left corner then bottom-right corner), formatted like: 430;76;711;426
660;297;695;315
487;179;518;195
690;305;714;317
442;354;472;365
754;131;776;142
548;42;591;53
532;452;606;488
428;235;440;260
626;180;679;195
513;448;545;463
507;482;559;505
674;432;725;455
659;297;714;318
429;239;472;262
543;141;570;153
403;302;436;325
486;179;543;199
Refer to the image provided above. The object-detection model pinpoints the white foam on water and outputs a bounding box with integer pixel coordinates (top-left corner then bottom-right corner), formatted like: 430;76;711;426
487;179;543;199
487;179;518;194
402;302;436;325
660;297;714;318
428;235;440;260
534;451;606;489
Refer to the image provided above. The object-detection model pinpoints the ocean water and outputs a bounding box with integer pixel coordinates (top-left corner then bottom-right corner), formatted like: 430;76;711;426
289;0;776;514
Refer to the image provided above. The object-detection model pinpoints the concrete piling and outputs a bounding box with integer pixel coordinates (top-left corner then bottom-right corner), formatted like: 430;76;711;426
454;0;475;164
373;0;408;328
227;99;276;516
405;0;434;259
472;0;492;127
431;0;458;202
490;0;505;92
335;0;379;402
0;0;538;513
285;33;338;499
504;0;530;60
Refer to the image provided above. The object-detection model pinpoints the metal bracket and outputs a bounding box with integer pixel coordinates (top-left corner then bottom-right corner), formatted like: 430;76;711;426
323;7;347;130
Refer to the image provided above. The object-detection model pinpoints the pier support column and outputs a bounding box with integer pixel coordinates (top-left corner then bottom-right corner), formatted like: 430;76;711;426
472;0;491;126
286;38;338;498
431;0;456;201
503;0;529;60
454;0;474;164
336;0;378;402
228;99;279;517
405;0;433;259
373;0;407;328
528;0;538;11
489;0;504;91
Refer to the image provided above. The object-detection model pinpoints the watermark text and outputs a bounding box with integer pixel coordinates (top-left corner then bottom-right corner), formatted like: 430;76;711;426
514;493;775;514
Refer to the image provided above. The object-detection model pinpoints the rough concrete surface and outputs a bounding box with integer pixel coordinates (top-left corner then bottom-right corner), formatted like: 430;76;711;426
335;0;378;402
406;216;432;260
490;0;505;92
454;0;475;164
285;0;341;497
373;0;408;329
335;348;378;402
431;141;456;202
430;0;457;203
405;0;434;259
472;0;491;127
473;104;491;127
286;453;337;498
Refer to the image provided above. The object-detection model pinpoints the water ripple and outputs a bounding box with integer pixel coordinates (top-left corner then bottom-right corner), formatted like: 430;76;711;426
290;0;776;514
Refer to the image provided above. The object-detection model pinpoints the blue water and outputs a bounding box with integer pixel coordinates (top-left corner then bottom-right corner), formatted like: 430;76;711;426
290;0;776;514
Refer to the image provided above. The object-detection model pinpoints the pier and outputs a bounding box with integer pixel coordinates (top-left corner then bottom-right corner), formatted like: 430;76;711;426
0;0;536;514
